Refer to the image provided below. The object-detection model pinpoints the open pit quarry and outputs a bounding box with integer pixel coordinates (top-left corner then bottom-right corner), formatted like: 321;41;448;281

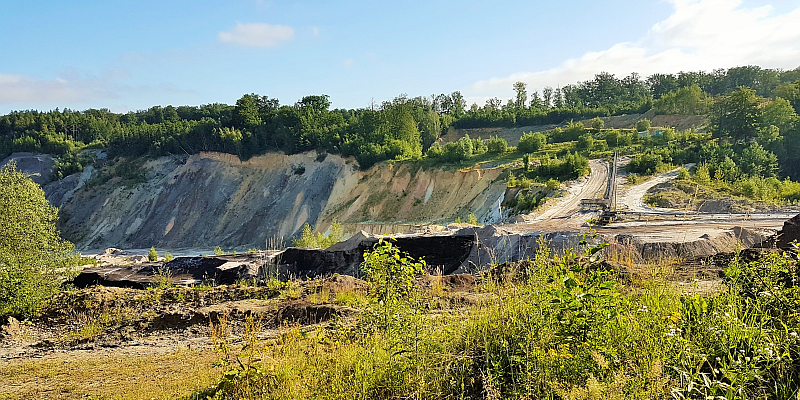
3;150;798;285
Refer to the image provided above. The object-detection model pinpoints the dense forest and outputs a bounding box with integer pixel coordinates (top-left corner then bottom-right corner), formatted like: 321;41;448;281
1;65;799;182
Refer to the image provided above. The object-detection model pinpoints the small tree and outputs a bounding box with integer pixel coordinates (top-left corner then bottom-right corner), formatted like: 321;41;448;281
148;247;158;262
590;117;605;130
164;253;174;262
361;239;425;332
214;246;225;255
0;162;75;318
635;118;651;132
467;213;479;225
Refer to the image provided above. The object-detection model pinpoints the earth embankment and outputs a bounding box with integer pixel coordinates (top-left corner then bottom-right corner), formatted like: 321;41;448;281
5;151;507;250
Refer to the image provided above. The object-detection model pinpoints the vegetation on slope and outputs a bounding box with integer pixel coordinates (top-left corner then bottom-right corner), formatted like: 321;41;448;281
193;241;800;400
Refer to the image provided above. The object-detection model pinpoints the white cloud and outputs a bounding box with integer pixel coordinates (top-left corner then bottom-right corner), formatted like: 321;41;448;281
465;0;800;104
218;23;294;48
0;70;117;104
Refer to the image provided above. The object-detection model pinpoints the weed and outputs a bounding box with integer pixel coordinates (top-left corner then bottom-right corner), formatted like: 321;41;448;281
333;289;367;307
150;267;173;290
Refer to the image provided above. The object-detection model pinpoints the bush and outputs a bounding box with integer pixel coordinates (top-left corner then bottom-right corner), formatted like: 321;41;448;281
590;117;604;130
148;247;158;262
292;220;344;248
0;162;76;319
518;131;546;153
486;136;508;154
635;118;651;132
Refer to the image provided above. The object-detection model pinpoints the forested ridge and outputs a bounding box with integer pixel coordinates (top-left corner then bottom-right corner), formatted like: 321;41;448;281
2;64;800;181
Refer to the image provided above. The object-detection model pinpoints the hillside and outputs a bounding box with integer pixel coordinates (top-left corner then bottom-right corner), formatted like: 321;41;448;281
2;151;506;251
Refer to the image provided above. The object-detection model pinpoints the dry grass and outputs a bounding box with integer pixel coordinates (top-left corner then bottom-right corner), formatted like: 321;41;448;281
0;347;219;400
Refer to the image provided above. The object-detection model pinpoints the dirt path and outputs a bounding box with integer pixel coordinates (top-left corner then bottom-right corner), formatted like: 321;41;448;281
504;159;608;232
618;168;680;213
529;159;608;223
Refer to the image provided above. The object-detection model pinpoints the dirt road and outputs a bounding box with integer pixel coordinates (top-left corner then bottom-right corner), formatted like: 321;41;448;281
619;168;680;213
509;159;608;231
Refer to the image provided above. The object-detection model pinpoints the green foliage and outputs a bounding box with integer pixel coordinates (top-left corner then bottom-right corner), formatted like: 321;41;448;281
213;246;224;256
486;136;508;154
518;131;547;152
292;220;344;249
360;239;425;332
590;117;605;130
147;247;157;262
627;152;665;175
652;85;713;115
164;253;174;262
0;162;76;319
677;167;690;180
195;239;800;399
635;118;651;132
713;87;762;141
694;164;712;185
467;213;479;225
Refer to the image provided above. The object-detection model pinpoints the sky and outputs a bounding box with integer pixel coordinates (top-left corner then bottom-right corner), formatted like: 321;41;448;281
1;0;799;114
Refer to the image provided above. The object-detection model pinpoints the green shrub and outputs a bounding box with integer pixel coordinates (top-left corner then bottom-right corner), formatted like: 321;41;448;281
164;253;174;262
292;219;344;248
635;118;651;132
590;117;605;130
486;136;508;154
213;246;224;256
148;247;158;262
518;131;546;153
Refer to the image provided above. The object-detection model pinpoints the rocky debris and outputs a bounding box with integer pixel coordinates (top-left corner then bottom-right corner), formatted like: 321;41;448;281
773;213;800;249
0;152;56;185
676;248;793;281
609;226;770;261
276;300;356;325
72;254;263;289
274;231;475;278
1;317;22;339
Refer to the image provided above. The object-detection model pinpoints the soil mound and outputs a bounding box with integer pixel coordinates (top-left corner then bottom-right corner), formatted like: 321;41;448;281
73;254;262;289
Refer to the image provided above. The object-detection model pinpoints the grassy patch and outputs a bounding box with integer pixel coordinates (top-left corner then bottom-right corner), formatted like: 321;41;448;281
195;244;800;399
0;348;218;400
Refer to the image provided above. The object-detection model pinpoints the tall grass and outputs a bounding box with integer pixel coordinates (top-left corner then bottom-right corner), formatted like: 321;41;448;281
194;244;800;399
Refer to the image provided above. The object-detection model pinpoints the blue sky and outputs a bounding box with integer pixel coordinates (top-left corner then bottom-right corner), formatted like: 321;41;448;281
1;0;799;114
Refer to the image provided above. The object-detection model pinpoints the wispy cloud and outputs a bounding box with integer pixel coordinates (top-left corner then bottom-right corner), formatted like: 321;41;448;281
218;22;294;48
0;69;118;104
465;0;800;104
0;68;195;108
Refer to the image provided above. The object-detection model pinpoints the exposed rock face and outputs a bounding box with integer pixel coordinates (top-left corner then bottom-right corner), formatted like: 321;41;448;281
72;254;263;289
0;153;55;185
776;213;800;248
8;151;506;250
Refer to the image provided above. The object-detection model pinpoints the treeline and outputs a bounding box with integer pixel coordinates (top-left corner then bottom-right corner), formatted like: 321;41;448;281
455;65;800;128
1;65;799;176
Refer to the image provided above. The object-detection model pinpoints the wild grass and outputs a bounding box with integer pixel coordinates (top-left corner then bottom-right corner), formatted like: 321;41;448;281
0;347;218;400
195;243;800;400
